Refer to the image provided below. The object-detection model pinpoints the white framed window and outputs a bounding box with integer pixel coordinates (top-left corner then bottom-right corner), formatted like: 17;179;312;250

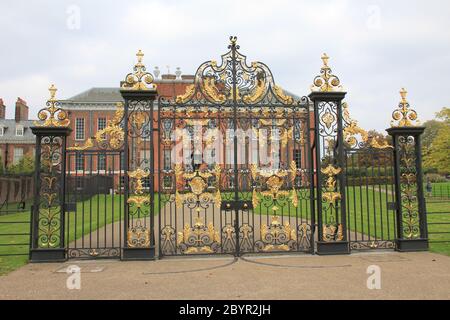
98;153;106;171
97;117;107;131
0;126;4;136
163;149;171;170
75;153;84;171
75;118;85;140
15;125;24;136
13;147;23;164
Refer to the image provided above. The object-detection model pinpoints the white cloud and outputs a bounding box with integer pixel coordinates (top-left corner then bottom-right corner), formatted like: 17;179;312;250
0;0;449;130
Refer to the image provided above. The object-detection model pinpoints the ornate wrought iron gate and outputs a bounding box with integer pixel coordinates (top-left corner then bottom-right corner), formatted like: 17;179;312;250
157;37;314;256
28;37;431;262
341;103;397;250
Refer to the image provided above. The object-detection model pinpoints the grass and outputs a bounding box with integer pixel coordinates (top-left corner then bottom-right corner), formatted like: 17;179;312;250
0;185;449;275
0;211;31;275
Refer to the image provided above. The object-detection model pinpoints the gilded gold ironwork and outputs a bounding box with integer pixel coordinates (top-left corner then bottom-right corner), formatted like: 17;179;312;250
202;76;226;102
95;103;125;149
321;110;335;129
343;103;392;149
273;85;294;104
174;166;222;209
128;168;150;194
35;84;70;127
67;138;94;151
121;50;155;90
321;164;341;205
257;216;297;252
127;220;150;248
127;196;149;209
311;53;343;92
177;217;221;254
251;164;298;211
176;84;196;103
323;223;344;242
391;88;420;127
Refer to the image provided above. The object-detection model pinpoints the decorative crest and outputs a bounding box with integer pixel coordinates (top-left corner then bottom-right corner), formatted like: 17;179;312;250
174;37;293;105
228;35;239;49
34;84;70;127
391;88;419;127
311;53;343;92
121;50;155;90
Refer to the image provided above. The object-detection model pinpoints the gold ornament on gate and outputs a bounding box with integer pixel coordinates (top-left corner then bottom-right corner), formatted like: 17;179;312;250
121;50;156;90
391;88;420;127
311;53;343;92
34;84;70;127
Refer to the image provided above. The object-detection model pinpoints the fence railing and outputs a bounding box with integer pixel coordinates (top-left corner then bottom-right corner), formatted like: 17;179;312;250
0;208;31;257
425;184;450;200
426;197;450;245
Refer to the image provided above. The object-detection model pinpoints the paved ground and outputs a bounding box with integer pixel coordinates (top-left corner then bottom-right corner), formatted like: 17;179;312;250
0;251;449;300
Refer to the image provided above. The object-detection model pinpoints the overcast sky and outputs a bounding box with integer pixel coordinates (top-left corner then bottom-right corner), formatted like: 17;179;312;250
1;0;449;131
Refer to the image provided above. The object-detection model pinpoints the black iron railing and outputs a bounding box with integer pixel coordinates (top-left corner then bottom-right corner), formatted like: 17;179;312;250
0;208;31;257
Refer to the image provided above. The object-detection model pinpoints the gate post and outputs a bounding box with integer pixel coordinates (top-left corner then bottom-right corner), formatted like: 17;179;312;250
309;54;349;255
387;88;428;252
30;85;71;262
120;50;158;261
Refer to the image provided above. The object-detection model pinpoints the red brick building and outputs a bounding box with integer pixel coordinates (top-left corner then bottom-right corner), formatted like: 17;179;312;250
0;98;35;170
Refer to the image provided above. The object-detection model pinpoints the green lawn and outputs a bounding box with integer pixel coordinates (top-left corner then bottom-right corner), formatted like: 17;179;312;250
0;194;160;275
1;187;449;275
0;211;31;275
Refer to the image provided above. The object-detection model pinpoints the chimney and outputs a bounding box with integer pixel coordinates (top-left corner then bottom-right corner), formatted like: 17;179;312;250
181;75;195;81
0;98;5;119
15;97;29;122
161;74;177;80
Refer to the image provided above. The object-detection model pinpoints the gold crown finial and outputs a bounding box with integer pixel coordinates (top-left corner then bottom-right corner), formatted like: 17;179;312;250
321;53;329;67
49;84;57;101
311;53;343;92
391;88;419;127
136;50;144;63
121;50;155;90
34;84;70;127
400;87;408;103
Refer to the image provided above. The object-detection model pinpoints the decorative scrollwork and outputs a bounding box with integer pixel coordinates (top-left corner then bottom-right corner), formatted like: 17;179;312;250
311;53;343;92
255;216;297;252
174;36;295;105
127;220;150;248
174;165;222;211
391;88;419;127
321;164;341;205
121;50;155;90
350;240;395;250
38;136;63;248
320;164;344;242
398;135;420;239
34;85;70;127
342;102;392;149
68;102;124;151
251;162;298;213
177;217;221;254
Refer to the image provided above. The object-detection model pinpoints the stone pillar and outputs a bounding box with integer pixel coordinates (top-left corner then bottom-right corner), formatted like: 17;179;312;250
309;54;349;255
387;88;428;252
30;85;71;262
120;50;158;261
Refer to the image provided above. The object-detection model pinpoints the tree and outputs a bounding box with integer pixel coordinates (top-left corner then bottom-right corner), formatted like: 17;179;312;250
423;107;450;175
6;155;35;175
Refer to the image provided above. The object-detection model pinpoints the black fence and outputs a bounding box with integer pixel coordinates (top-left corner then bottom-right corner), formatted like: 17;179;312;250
0;176;32;258
426;188;450;245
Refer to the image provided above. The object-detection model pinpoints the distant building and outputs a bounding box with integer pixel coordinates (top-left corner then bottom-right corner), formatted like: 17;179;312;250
0;98;35;170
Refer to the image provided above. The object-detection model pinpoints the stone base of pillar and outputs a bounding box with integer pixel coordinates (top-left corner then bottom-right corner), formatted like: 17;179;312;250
316;241;350;255
395;238;429;252
122;247;155;261
30;248;66;263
